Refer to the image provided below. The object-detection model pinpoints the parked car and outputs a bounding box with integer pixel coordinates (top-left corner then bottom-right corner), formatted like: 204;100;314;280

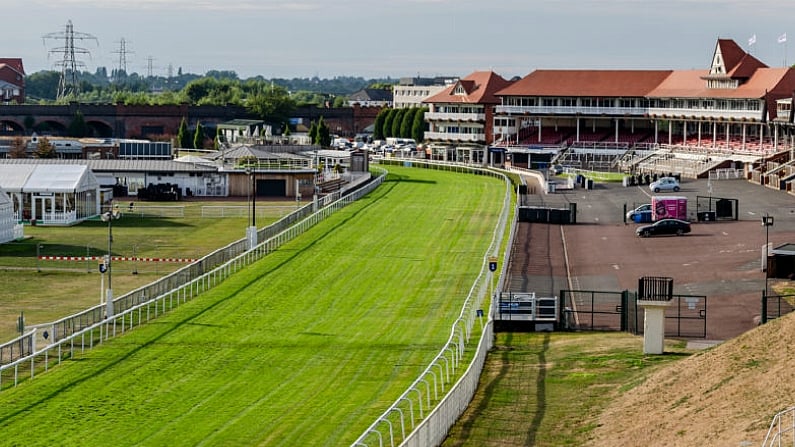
649;176;680;193
636;218;691;237
626;203;651;221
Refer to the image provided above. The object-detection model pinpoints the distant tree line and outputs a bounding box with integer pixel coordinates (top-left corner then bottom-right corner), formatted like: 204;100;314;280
25;68;395;108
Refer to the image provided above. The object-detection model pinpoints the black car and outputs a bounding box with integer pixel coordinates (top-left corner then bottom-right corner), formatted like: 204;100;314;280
636;218;691;237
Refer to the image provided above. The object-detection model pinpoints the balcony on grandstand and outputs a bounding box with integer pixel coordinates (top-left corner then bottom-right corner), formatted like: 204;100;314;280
496;97;649;116
424;111;486;122
425;130;486;144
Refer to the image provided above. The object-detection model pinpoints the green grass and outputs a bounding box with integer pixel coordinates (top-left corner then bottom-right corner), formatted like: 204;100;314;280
0;200;292;340
557;170;627;183
442;332;691;446
0;166;506;446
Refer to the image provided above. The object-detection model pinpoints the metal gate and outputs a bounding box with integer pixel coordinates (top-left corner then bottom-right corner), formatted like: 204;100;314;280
761;291;795;324
560;289;707;338
560;289;626;331
663;294;707;338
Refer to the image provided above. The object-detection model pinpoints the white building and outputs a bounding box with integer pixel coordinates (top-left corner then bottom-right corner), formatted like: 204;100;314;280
392;77;457;109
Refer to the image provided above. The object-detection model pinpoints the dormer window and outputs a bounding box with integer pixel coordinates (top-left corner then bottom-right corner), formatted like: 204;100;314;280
709;48;726;76
454;84;466;95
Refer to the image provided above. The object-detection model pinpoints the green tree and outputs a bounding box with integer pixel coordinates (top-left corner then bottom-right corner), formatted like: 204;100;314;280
67;111;89;138
400;108;416;138
193;122;205;149
382;109;395;139
24;70;61;101
283;122;291;137
183;78;215;104
314;117;331;147
177;117;191;148
245;85;295;127
411;107;428;143
34;137;57;158
373;108;388;140
308;120;318;144
391;108;405;137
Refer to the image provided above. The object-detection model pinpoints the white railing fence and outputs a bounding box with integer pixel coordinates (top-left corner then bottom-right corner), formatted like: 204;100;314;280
200;205;299;218
352;159;514;447
763;405;795;447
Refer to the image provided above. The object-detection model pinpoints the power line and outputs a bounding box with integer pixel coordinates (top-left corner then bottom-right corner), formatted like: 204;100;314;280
112;38;134;83
146;56;155;78
42;20;99;100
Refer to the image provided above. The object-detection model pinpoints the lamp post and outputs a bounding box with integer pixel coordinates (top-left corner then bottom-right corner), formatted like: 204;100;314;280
245;167;257;250
101;203;121;318
762;213;774;297
251;169;256;229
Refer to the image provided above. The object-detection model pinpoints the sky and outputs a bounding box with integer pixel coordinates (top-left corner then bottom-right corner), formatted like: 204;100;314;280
6;0;795;80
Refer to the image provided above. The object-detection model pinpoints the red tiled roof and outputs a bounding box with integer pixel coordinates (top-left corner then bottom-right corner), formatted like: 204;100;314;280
423;71;513;104
495;70;673;97
715;39;767;78
0;58;24;75
494;39;795;102
647;68;792;99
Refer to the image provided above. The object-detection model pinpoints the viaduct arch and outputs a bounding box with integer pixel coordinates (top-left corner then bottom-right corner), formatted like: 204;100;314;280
0;103;381;140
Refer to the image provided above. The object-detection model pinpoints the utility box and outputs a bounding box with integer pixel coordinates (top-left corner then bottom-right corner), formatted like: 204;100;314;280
652;196;687;221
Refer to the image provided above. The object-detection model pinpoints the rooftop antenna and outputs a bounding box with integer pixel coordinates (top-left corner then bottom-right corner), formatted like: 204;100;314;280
42;20;99;100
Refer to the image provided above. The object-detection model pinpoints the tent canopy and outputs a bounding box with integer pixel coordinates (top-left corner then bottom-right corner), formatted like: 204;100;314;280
0;164;99;193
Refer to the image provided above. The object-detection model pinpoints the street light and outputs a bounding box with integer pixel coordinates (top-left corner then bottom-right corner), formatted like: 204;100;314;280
251;169;256;229
762;213;774;296
101;203;121;318
245;167;257;250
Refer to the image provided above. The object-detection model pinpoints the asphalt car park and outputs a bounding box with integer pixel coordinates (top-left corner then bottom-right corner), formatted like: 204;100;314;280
540;176;795;340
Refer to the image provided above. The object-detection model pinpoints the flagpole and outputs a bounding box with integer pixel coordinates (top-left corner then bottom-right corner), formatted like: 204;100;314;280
779;33;788;67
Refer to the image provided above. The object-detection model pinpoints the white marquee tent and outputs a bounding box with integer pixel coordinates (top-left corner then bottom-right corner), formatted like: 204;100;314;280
0;188;19;243
0;164;100;225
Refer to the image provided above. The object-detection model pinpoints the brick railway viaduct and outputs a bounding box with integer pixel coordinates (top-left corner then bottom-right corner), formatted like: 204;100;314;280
0;103;381;140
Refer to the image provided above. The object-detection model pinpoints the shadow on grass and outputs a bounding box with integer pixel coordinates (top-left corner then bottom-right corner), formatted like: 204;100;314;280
448;331;551;445
385;173;438;185
0;241;134;258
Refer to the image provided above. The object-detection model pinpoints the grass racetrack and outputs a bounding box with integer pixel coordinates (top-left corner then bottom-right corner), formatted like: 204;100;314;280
0;166;506;446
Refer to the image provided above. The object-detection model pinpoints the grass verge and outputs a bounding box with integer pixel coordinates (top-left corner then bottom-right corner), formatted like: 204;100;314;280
441;331;691;446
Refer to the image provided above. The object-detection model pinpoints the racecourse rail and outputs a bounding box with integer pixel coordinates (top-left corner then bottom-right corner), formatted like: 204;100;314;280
0;160;515;447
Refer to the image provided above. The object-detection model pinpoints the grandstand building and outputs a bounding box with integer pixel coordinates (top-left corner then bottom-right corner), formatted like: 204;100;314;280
422;71;514;164
491;39;795;178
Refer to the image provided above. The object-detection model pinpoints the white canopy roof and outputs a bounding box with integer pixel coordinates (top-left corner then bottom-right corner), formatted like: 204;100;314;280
0;164;99;193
